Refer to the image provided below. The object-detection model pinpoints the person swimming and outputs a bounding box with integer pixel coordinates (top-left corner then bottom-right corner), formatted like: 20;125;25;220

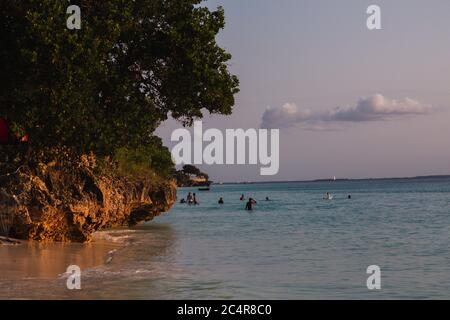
240;194;245;201
218;197;224;204
245;198;257;211
323;192;333;200
348;194;352;199
265;197;271;201
180;198;186;204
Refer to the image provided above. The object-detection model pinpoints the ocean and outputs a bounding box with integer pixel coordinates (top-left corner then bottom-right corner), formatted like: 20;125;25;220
1;177;450;299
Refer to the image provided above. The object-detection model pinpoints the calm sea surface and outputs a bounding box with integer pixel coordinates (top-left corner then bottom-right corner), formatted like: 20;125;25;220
1;178;450;299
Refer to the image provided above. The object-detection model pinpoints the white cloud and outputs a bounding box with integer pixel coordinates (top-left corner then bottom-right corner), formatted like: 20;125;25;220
261;103;312;129
261;94;432;129
325;94;431;122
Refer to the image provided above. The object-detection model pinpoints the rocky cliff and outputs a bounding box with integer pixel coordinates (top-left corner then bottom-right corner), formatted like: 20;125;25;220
0;146;177;242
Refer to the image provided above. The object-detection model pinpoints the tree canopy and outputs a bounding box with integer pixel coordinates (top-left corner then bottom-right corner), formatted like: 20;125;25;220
182;164;202;176
0;0;239;157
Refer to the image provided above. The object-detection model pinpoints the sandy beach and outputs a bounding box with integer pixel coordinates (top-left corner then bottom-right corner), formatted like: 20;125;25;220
0;225;176;300
0;233;121;281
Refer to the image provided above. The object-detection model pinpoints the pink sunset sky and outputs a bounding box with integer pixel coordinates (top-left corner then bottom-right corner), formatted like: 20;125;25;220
157;0;450;182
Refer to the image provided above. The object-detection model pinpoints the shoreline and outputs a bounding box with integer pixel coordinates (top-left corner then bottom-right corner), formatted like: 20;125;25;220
0;230;126;281
0;236;21;246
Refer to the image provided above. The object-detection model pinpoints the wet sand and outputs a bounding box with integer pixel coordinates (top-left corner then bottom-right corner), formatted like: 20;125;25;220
0;225;177;299
0;234;121;280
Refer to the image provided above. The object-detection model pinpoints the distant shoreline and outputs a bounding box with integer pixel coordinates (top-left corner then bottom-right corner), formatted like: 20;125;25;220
208;175;450;186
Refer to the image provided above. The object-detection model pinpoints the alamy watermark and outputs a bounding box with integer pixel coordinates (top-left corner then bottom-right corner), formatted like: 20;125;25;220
171;121;280;176
367;5;382;30
66;4;382;31
367;265;381;290
66;265;81;290
66;5;81;30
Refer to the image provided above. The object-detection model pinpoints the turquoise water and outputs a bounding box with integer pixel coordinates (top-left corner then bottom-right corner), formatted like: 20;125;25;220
2;178;450;299
152;178;450;299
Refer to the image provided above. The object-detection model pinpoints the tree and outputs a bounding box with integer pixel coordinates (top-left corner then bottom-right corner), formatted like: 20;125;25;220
0;0;239;158
175;164;210;187
182;164;201;176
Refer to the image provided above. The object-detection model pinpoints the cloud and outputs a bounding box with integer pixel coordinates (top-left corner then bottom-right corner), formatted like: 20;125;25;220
261;94;432;129
261;103;312;129
325;94;431;122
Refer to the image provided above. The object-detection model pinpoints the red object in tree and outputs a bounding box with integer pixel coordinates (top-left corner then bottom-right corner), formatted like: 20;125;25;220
0;118;9;144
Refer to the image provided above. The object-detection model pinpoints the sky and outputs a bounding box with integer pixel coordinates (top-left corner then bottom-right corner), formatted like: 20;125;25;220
156;0;450;182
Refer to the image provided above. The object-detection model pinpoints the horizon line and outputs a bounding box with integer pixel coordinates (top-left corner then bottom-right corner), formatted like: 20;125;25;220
210;174;450;185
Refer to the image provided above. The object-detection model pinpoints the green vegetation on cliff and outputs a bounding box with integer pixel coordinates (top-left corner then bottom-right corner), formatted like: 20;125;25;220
0;0;239;176
174;165;211;187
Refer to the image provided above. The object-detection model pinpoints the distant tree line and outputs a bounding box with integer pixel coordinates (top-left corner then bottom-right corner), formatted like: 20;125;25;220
174;165;210;187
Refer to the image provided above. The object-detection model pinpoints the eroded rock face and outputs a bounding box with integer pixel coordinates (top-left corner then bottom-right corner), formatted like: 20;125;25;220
0;146;177;242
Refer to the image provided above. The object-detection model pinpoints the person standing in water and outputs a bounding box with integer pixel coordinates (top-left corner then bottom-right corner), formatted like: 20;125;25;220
218;197;224;204
240;194;245;201
245;198;257;211
193;193;199;205
186;192;193;204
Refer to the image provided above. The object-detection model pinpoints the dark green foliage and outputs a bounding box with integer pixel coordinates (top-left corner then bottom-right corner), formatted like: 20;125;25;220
114;138;173;179
182;164;202;176
0;0;239;175
182;164;208;179
174;164;209;186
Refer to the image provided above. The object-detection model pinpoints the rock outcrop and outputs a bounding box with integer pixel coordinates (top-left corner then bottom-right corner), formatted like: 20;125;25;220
0;146;177;242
